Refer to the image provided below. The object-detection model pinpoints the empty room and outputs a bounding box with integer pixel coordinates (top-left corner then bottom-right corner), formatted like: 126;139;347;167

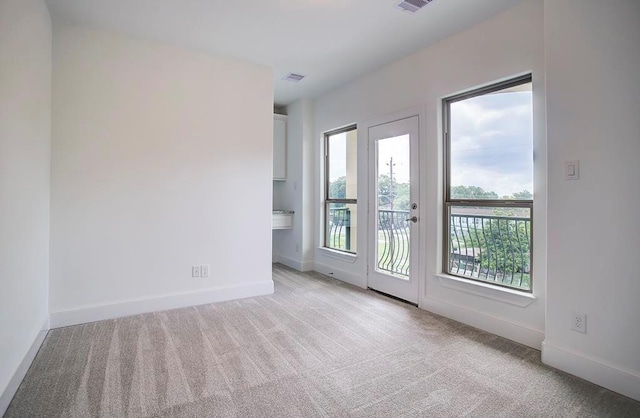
1;0;639;416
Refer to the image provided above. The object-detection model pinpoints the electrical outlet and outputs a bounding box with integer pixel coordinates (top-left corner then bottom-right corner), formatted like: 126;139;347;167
571;312;587;334
192;266;201;278
200;265;210;278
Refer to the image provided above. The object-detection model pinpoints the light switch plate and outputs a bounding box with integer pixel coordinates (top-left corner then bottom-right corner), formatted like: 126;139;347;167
201;265;210;278
192;266;201;278
565;160;580;180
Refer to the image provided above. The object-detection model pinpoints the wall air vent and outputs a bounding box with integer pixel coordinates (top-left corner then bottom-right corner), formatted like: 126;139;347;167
396;0;433;13
282;72;306;82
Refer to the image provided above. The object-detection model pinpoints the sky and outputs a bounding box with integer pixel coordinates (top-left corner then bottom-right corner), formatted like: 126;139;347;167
329;133;410;184
328;133;349;182
450;88;533;197
378;135;410;183
329;86;533;198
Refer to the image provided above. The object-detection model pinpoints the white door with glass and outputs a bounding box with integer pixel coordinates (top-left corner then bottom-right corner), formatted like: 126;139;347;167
367;116;420;304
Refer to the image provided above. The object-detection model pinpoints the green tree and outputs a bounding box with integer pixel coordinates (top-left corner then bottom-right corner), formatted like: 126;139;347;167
511;190;533;200
329;176;346;199
476;208;531;288
377;175;410;210
330;175;410;209
448;186;532;289
451;185;499;199
393;183;410;210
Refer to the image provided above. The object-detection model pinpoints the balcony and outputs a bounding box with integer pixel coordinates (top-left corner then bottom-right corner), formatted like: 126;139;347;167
449;212;531;291
328;208;532;291
327;208;410;277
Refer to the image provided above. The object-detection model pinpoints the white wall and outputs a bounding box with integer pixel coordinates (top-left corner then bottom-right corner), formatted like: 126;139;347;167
313;0;546;348
273;99;315;271
0;0;51;411
50;24;274;326
542;0;640;401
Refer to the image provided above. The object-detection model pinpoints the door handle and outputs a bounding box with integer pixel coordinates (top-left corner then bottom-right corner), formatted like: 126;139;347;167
406;216;418;223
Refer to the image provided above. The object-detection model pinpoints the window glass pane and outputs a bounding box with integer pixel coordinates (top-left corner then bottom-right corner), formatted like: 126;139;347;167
448;205;531;291
327;129;357;200
449;82;533;200
326;202;357;253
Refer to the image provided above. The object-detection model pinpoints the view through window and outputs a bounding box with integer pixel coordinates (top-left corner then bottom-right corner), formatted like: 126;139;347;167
325;126;357;253
444;75;533;291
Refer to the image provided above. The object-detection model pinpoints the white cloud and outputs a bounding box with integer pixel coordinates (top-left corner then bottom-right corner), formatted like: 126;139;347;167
450;91;533;196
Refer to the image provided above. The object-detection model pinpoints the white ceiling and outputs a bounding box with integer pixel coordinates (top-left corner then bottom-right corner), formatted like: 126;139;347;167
46;0;525;106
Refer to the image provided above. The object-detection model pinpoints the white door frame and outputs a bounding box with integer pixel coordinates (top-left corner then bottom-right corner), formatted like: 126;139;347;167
361;106;426;304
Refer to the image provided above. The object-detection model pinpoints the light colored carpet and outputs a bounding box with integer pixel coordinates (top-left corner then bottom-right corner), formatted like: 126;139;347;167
6;264;640;417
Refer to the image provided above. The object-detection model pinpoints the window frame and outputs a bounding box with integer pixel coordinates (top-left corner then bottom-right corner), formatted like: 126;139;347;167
442;74;534;293
324;125;358;254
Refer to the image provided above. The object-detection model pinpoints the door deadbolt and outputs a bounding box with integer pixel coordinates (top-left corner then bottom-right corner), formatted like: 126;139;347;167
411;203;418;210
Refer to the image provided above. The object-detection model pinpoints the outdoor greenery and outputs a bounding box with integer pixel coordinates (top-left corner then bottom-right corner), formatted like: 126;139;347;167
451;185;533;201
480;208;530;274
449;186;533;290
328;176;532;289
329;176;347;199
329;175;410;209
451;185;498;199
377;174;410;210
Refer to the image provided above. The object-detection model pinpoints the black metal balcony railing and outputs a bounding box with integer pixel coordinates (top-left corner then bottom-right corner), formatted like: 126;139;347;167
327;208;353;251
327;208;410;277
377;210;410;276
449;213;531;290
327;209;531;289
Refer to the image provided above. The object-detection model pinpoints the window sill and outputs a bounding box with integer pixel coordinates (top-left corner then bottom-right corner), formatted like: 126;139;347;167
318;247;357;264
434;273;536;307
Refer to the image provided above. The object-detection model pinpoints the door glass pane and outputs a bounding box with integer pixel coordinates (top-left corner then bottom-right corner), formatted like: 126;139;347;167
326;202;357;253
376;135;410;278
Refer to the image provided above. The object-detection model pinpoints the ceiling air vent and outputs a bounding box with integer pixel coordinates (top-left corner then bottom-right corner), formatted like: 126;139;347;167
396;0;433;13
282;72;306;83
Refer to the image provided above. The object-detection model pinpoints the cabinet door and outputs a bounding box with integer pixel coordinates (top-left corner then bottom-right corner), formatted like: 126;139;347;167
273;116;287;180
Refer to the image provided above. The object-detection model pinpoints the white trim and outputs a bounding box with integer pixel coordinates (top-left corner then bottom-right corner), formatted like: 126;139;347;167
317;247;358;263
542;341;640;402
276;255;313;272
313;261;366;289
421;296;544;349
364;112;422;304
359;105;425;132
274;113;288;122
435;273;537;307
50;281;274;329
0;318;49;416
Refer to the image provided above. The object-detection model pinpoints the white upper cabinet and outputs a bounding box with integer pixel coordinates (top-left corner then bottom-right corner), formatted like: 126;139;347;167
273;114;287;180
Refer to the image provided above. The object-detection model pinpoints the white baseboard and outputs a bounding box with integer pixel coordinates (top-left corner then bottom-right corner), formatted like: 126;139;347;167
276;254;313;272
50;281;274;329
542;341;640;402
313;261;366;289
422;296;544;350
0;318;49;416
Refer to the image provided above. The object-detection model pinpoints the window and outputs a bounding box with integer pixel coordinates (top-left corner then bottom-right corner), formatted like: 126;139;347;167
324;126;357;253
443;75;533;292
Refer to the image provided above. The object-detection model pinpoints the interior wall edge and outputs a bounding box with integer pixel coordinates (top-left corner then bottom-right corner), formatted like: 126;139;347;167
0;318;50;417
49;281;274;329
542;341;640;402
423;296;544;350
